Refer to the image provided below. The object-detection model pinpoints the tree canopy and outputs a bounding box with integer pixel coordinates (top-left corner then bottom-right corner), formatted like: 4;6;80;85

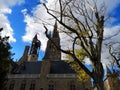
0;28;13;90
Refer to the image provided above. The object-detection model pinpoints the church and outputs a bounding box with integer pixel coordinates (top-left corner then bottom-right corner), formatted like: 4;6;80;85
6;22;92;90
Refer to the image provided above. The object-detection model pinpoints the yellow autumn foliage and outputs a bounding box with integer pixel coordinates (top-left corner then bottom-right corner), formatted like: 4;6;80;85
65;48;90;82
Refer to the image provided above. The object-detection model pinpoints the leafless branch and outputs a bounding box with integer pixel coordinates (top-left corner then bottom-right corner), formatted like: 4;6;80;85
44;23;93;78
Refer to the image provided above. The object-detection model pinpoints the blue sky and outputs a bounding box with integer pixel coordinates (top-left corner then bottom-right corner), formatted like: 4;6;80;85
7;3;26;60
110;4;120;26
0;0;120;62
8;0;45;61
0;0;45;60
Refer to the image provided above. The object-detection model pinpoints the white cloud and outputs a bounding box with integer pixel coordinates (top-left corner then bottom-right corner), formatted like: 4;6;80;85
0;0;24;7
84;0;120;13
0;12;16;42
22;0;59;51
101;24;120;65
22;12;48;51
22;0;120;63
104;25;120;43
0;0;24;42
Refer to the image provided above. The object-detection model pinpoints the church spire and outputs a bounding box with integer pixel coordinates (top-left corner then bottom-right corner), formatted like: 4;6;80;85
43;21;61;60
28;34;41;61
52;20;58;38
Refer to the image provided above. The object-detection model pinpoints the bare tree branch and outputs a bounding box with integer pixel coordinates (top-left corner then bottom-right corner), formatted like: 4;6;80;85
44;24;93;78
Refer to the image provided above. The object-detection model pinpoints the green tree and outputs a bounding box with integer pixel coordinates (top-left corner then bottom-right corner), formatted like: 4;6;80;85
43;0;106;90
0;28;13;90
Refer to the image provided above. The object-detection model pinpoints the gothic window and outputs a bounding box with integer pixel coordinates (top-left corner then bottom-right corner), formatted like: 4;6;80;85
20;80;26;90
48;81;54;90
70;81;76;90
9;80;15;90
30;80;36;90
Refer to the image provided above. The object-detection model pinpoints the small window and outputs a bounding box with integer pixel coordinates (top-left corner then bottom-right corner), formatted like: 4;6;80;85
49;84;54;90
20;80;26;90
70;81;76;90
9;80;15;90
30;82;35;90
48;81;54;90
30;80;36;90
70;84;75;90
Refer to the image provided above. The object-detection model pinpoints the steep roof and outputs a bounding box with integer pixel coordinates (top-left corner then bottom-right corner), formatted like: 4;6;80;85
12;60;75;74
13;61;42;74
50;61;76;74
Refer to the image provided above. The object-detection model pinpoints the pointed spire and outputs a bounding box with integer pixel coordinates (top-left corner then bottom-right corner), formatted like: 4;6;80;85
52;20;59;38
43;20;61;60
33;34;37;40
54;20;57;30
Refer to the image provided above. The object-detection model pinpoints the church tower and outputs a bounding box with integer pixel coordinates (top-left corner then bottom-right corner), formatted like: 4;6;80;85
28;34;41;61
43;21;61;60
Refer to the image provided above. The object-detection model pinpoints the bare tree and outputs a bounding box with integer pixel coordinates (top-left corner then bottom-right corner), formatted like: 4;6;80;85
106;42;120;69
105;43;120;90
43;0;106;90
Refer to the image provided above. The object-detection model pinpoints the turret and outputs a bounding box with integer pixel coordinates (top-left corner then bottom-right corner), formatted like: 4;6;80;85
43;21;61;60
28;34;41;61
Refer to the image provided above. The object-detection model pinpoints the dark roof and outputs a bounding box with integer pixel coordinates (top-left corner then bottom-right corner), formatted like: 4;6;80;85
13;60;75;74
13;61;42;74
50;61;76;74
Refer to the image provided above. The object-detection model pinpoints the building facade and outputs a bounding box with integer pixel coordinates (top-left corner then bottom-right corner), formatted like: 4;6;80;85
6;22;92;90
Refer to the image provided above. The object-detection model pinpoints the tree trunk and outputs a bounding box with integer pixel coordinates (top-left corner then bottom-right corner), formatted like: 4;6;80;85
93;81;105;90
92;62;105;90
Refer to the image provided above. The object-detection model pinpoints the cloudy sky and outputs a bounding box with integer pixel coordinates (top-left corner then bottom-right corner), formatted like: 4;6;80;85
0;0;120;62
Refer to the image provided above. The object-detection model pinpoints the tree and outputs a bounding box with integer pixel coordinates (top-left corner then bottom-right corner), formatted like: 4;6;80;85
43;0;106;90
105;42;120;81
65;48;90;82
0;28;13;90
106;42;120;69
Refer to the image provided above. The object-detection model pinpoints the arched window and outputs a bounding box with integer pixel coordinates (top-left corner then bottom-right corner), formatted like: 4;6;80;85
30;80;36;90
20;80;26;90
9;80;15;90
